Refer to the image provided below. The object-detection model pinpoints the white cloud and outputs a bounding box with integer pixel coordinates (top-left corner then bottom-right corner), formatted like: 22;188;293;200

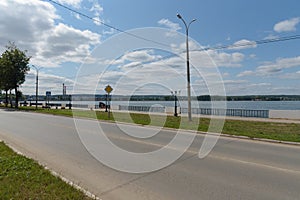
103;28;116;35
122;50;160;63
228;39;257;50
280;71;300;79
274;17;300;33
110;50;162;69
237;70;255;77
256;56;300;75
237;56;300;77
93;47;245;95
56;0;82;8
90;0;104;26
158;18;181;37
90;1;104;13
222;72;230;77
249;54;256;59
22;71;75;95
170;42;245;67
0;0;101;67
223;80;248;85
158;19;181;31
195;50;245;67
250;83;271;87
263;34;279;40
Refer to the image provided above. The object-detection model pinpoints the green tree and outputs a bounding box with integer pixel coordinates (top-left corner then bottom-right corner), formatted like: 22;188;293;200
0;42;30;108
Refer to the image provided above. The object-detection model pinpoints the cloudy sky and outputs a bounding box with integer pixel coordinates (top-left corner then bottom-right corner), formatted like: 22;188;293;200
0;0;299;96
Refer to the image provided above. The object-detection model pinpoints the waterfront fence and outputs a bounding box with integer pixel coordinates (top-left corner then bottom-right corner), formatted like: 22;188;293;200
181;108;269;118
119;105;165;113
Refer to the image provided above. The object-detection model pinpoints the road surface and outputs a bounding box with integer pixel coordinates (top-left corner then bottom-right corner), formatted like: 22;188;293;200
0;109;300;200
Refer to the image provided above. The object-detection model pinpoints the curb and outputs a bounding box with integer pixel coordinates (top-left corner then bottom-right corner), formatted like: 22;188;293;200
218;133;300;146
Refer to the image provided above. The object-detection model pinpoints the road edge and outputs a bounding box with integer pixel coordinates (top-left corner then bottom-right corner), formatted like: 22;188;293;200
0;139;101;200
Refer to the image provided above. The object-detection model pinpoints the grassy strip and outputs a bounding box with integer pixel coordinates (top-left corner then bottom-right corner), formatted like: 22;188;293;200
0;141;92;200
13;106;300;142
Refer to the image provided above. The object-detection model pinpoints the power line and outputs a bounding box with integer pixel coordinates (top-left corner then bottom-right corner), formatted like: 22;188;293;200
47;0;300;52
47;0;300;80
62;34;300;80
47;0;170;47
201;34;300;51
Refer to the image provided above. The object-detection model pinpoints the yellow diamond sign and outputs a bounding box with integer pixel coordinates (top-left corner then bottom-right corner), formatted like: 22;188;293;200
105;85;113;94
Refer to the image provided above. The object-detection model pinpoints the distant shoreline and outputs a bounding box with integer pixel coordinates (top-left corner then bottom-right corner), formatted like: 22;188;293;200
13;94;300;102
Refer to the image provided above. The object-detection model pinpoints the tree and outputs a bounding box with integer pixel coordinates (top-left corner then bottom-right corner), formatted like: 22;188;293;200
0;42;30;108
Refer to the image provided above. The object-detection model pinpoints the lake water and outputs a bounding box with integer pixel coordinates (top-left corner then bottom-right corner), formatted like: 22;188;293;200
45;100;300;110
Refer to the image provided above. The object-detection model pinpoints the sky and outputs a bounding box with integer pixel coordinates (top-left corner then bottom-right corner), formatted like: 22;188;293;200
0;0;300;96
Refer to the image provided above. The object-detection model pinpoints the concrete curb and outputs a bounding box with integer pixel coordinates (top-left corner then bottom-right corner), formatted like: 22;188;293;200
219;133;300;146
2;141;101;200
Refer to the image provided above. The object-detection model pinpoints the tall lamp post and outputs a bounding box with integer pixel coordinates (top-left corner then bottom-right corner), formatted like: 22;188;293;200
31;65;42;109
177;13;196;121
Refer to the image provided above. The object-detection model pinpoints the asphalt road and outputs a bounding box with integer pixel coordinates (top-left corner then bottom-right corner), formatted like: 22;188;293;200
0;109;300;200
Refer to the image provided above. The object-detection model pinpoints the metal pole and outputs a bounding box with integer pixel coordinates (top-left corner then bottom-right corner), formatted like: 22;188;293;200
177;14;196;121
36;70;38;109
174;91;178;117
32;65;39;109
108;93;110;119
105;94;108;112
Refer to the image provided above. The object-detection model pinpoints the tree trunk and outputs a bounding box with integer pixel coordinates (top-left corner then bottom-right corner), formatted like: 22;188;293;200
15;87;18;108
5;90;8;107
9;89;12;108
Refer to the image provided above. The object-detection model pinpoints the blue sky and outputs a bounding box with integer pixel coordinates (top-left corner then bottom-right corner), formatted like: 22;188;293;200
0;0;299;96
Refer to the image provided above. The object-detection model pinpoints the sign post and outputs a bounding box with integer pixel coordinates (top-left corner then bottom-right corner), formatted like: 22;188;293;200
104;85;113;118
45;91;51;108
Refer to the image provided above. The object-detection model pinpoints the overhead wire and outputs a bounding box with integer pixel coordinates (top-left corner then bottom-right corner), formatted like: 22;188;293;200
48;0;300;52
47;0;300;80
200;34;300;51
47;0;170;47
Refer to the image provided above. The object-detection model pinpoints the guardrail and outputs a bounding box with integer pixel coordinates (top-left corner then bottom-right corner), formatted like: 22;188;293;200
181;108;269;118
21;102;270;118
119;105;165;113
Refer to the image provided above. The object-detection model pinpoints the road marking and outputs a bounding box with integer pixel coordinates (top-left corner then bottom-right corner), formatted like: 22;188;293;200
15;112;300;175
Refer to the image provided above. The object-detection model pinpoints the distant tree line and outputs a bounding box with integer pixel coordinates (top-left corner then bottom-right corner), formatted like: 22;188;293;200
197;95;300;101
0;42;30;108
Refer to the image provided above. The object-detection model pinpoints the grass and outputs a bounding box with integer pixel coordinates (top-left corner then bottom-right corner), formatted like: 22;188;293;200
0;141;92;200
222;119;300;142
5;105;300;142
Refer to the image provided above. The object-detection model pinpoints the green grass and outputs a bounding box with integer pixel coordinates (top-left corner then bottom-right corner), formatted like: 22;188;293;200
12;106;300;142
222;119;300;142
0;142;92;200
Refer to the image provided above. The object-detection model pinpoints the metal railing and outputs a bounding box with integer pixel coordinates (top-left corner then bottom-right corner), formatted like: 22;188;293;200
119;105;165;113
181;108;269;118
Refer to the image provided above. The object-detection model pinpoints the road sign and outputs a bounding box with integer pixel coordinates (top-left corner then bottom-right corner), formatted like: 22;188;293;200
105;85;113;94
46;91;51;97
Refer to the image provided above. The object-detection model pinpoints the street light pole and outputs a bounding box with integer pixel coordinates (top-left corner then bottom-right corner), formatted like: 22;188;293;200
177;13;196;121
32;65;42;109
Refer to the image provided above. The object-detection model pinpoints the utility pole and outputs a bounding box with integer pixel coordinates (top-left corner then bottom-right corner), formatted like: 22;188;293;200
32;65;42;109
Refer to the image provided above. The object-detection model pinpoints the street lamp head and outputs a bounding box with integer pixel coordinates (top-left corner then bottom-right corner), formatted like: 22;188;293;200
192;19;197;23
176;13;182;19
